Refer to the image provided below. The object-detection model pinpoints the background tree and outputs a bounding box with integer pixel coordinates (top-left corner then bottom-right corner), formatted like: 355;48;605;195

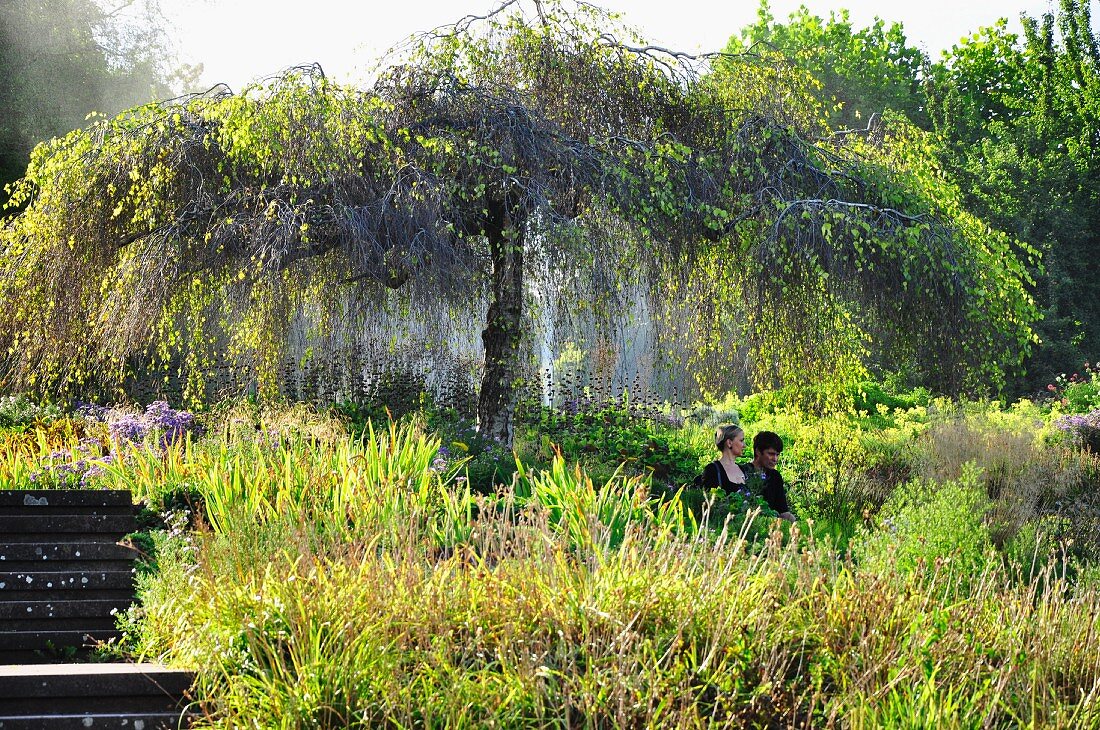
720;0;1100;394
928;0;1100;391
0;0;176;206
0;1;1038;443
725;0;929;131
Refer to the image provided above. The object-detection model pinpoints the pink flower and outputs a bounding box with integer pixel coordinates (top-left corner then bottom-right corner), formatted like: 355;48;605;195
1048;384;1057;391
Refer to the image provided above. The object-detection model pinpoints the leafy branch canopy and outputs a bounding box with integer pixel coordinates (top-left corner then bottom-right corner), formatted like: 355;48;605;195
0;0;1038;421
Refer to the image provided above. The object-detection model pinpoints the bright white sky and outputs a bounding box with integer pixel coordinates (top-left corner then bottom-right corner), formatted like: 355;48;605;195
167;0;1062;91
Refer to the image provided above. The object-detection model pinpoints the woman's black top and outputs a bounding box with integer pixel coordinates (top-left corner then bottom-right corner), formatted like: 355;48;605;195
699;460;748;493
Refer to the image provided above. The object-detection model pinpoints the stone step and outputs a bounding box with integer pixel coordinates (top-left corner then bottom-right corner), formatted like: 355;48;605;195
0;543;138;561
0;712;192;728
0;570;135;589
0;515;136;536
0;616;119;632
0;543;140;571
0;662;191;692
0;509;134;519
0;599;133;621
0;664;195;727
0;491;135;508
0;572;135;602
0;589;134;603
0;629;122;652
0;535;133;545
0;559;136;572
0;696;187;715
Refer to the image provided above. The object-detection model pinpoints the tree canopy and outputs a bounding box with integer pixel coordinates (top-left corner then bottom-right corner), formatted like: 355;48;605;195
731;0;1100;394
0;0;180;205
0;0;1038;442
929;0;1100;390
725;1;928;130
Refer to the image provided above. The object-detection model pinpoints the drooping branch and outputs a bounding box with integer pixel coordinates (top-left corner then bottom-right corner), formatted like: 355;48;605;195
0;0;1037;416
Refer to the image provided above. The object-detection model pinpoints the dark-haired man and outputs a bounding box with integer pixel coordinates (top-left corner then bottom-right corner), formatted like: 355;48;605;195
744;431;796;522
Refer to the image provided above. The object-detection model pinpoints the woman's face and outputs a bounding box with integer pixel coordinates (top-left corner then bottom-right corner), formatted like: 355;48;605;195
726;431;745;457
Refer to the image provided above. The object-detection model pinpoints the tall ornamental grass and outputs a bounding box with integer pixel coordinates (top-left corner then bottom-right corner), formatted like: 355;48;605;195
130;496;1100;728
109;419;1100;728
6;394;1100;726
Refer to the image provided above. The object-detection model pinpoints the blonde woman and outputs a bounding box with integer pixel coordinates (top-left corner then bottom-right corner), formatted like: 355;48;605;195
697;424;749;493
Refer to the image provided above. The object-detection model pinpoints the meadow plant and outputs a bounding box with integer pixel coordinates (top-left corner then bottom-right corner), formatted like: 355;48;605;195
0;417;93;487
851;464;993;588
1055;409;1100;453
127;473;1100;728
0;393;63;427
1045;362;1100;413
79;400;201;449
28;400;203;489
10;388;1100;725
523;400;703;490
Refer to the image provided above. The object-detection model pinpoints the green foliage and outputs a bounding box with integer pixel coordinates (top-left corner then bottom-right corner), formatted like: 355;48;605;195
852;464;993;585
425;405;516;494
730;378;929;426
514;456;655;551
728;1;929;129
336;396;518;494
7;388;1100;725
928;1;1100;391
521;401;701;488
848;379;931;416
1045;363;1100;413
0;0;1040;437
0;394;63;427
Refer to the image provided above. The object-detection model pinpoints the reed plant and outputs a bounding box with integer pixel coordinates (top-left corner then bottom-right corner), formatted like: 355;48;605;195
114;413;1100;728
7;393;1100;725
129;489;1100;728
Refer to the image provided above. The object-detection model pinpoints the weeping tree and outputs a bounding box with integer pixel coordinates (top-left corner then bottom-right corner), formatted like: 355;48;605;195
0;1;1037;444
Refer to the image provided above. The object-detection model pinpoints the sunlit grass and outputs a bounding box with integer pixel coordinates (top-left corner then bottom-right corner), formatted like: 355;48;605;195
131;493;1100;728
5;399;1100;726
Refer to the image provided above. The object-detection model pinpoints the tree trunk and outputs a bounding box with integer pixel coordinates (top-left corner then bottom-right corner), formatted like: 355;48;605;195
477;200;525;446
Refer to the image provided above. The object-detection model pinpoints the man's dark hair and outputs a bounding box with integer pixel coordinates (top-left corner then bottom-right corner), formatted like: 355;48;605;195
753;430;783;453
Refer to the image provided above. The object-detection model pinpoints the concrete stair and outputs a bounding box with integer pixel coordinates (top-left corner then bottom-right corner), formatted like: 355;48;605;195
0;490;136;662
0;663;195;728
0;490;195;727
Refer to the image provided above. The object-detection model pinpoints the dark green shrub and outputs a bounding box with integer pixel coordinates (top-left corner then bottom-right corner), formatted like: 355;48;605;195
848;380;931;414
521;401;703;489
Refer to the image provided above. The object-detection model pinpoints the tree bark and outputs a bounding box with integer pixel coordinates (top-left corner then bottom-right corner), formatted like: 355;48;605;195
477;199;525;446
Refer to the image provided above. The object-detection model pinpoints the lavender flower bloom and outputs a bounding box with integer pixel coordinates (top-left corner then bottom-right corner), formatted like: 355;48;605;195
40;400;201;488
110;414;147;443
144;401;199;447
1055;409;1100;452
